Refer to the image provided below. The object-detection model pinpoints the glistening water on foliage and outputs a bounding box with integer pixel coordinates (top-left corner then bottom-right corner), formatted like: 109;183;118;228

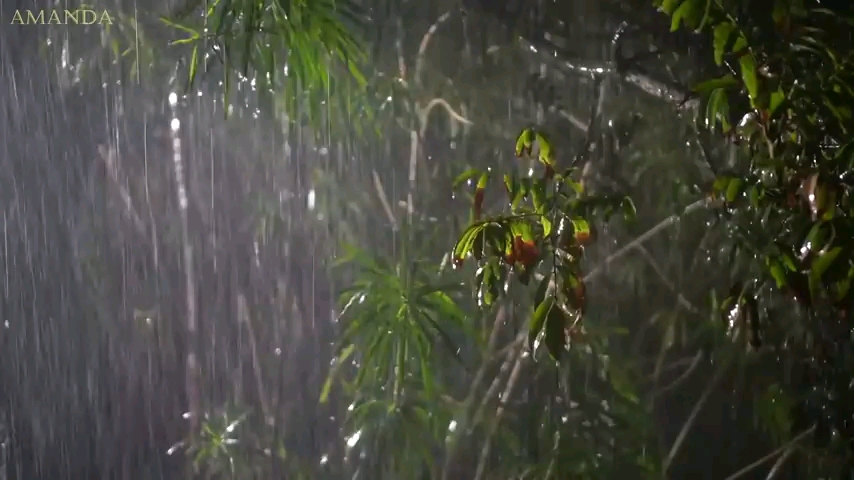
1;0;853;478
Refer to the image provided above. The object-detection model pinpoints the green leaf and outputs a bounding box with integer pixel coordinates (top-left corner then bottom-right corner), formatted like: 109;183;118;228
511;179;531;212
515;128;534;157
725;178;744;202
160;16;201;39
453;168;481;189
739;54;760;105
564;177;584;195
529;295;554;352
531;182;546;211
543;305;567;361
187;46;199;90
476;173;489;190
319;343;355;404
534;274;551;309
535;131;554;165
541;216;553;237
453;223;487;261
610;364;639;404
769;88;786;116
621;197;637;220
504;174;518;201
571;217;590;237
693;75;738;94
811;247;842;281
660;0;683;16
695;0;712;31
713;22;735;65
671;0;701;31
837;278;851;302
766;258;788;288
706;88;732;132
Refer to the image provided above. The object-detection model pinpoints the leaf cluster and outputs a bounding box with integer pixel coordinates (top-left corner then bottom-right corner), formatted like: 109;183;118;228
452;130;636;361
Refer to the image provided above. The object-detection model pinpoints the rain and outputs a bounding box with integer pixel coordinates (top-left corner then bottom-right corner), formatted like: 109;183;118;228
1;0;854;479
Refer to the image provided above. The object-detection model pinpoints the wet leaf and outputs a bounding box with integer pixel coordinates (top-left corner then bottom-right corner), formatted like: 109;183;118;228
320;343;356;404
693;75;738;93
535;131;554;165
453;168;481;189
610;364;639;403
739;54;759;105
713;22;736;65
529;295;554;351
621;197;637;220
766;257;788;288
543;304;567;361
671;0;699;31
571;217;592;244
725;178;744;202
515;128;534;157
453;223;487;263
473;173;488;221
811;247;842;281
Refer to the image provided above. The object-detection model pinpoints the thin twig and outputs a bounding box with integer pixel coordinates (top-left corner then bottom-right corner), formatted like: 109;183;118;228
663;355;731;473
414;11;454;89
648;350;703;400
764;441;800;480
473;352;525;480
472;337;522;425
583;199;708;283
465;306;509;402
440;325;521;480
634;244;699;313
535;198;709;289
371;170;398;229
723;425;815;480
404;11;472;219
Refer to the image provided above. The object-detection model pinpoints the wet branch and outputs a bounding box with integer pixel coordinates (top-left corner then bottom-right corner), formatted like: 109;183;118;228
582;198;708;284
522;22;700;116
663;355;732;474
473;345;525;480
724;425;816;480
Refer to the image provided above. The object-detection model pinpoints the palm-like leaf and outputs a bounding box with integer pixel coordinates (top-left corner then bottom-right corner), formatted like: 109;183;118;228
42;0;372;132
165;0;370;124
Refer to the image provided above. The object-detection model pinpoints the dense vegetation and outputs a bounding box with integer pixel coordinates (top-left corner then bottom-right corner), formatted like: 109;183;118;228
0;0;852;478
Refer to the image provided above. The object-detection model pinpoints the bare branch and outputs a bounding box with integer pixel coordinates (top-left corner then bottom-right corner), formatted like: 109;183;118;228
414;11;454;89
473;347;526;480
723;425;816;480
583;198;708;284
371;170;398;229
663;356;732;473
648;350;703;400
634;244;700;313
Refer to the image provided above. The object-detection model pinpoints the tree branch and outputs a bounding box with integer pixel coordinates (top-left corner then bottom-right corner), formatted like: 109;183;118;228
473;347;525;480
583;198;708;284
663;355;731;473
722;425;816;480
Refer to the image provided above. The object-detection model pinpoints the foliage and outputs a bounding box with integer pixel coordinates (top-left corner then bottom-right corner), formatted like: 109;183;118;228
452;130;636;361
42;0;373;133
661;0;854;462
